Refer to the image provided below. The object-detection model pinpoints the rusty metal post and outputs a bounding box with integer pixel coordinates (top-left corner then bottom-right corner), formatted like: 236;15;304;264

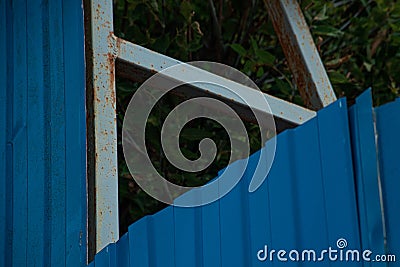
265;0;337;110
88;0;119;253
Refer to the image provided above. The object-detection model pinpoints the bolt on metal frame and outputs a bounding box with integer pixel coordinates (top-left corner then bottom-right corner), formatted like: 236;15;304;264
87;0;336;254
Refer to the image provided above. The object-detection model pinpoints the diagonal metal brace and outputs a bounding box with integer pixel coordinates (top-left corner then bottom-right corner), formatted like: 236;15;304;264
265;0;337;110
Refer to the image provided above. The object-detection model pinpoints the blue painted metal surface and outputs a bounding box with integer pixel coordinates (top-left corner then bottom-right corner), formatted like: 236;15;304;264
348;90;386;266
375;98;400;266
0;0;87;266
348;90;400;266
89;97;395;266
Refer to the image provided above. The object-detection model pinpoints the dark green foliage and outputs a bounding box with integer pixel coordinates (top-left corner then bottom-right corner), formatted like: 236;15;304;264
114;0;400;234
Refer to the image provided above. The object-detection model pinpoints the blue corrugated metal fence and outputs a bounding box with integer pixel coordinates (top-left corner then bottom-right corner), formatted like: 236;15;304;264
89;91;399;266
375;98;400;265
0;0;87;266
1;0;399;265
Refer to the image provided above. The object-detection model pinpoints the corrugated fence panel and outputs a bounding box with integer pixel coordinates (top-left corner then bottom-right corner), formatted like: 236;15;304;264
348;90;386;266
0;0;7;265
129;217;150;266
318;98;361;263
375;99;400;266
200;188;221;267
48;0;68;264
247;149;272;267
93;98;373;266
117;233;130;266
0;0;87;266
291;115;329;257
27;0;48;265
219;159;251;267
267;130;299;267
174;203;202;267
12;0;29;265
63;0;87;264
149;206;176;267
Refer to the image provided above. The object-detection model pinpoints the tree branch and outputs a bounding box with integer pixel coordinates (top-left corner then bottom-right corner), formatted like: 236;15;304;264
208;0;224;60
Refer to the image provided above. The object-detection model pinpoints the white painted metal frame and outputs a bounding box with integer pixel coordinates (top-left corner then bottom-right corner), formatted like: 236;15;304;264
88;0;336;252
89;0;119;253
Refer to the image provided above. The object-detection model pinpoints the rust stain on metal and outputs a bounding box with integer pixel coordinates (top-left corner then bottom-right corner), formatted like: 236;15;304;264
107;54;117;111
264;0;332;110
267;1;313;108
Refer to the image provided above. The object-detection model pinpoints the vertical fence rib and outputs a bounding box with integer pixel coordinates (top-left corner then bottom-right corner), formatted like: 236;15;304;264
348;90;386;260
375;99;400;263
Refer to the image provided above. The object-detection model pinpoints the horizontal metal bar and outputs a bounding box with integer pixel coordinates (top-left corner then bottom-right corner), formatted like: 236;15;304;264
265;0;337;110
115;36;316;126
